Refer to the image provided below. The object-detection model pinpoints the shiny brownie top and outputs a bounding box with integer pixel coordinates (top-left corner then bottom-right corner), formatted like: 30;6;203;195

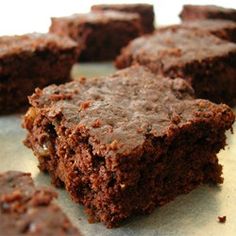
51;10;140;25
116;28;236;70
27;66;235;157
181;19;236;31
0;33;77;58
182;5;236;14
91;3;153;11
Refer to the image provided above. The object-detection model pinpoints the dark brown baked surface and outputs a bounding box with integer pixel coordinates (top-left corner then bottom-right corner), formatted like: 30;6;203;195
179;4;236;22
23;66;235;227
49;11;142;61
0;171;81;235
171;19;236;43
116;27;236;106
91;3;154;34
0;33;77;114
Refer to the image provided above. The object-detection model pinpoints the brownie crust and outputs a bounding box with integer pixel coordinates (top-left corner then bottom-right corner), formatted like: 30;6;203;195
174;19;236;43
91;3;154;34
179;4;236;22
0;33;77;114
23;66;235;227
49;11;142;61
116;28;236;106
0;171;81;235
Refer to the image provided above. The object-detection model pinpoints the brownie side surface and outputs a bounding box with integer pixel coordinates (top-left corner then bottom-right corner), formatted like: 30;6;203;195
115;28;236;106
0;33;77;114
179;4;236;22
91;3;154;33
0;171;81;235
23;66;235;227
49;11;142;61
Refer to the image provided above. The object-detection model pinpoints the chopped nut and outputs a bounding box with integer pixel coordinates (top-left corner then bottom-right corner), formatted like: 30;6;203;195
24;107;39;129
110;140;119;150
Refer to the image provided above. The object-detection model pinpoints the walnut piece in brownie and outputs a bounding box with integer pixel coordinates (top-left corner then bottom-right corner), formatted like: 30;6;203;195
91;3;154;34
116;28;236;106
179;5;236;22
23;66;235;227
174;19;236;43
0;171;81;235
0;33;77;114
49;11;142;61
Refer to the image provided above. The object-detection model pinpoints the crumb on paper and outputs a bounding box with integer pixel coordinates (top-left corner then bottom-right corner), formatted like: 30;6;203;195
218;216;226;223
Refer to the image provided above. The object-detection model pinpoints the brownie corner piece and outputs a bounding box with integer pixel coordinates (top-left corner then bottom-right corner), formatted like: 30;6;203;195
179;4;236;22
23;66;235;227
0;33;78;114
115;28;236;106
49;11;142;61
91;3;155;34
0;171;81;235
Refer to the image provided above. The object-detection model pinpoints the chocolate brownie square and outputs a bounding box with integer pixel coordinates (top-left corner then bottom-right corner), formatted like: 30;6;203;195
91;3;154;34
116;28;236;106
0;33;77;114
49;11;142;61
23;66;235;228
179;5;236;22
0;171;81;235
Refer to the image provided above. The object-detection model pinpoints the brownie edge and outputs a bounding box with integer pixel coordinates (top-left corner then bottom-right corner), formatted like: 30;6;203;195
179;4;236;22
91;3;155;33
0;33;78;114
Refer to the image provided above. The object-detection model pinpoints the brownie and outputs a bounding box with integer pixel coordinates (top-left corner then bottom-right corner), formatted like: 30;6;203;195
116;28;236;106
23;66;235;228
91;3;154;34
49;11;142;61
0;171;81;235
179;5;236;22
167;19;236;43
0;33;77;114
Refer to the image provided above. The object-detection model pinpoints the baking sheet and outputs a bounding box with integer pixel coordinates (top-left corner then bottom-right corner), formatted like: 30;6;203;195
0;63;236;236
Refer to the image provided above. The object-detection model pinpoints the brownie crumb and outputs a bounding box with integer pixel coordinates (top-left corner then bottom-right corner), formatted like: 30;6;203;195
92;119;102;128
218;215;226;223
79;101;91;110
